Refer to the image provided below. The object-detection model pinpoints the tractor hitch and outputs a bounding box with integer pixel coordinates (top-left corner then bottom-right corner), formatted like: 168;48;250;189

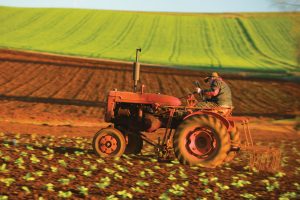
230;117;282;172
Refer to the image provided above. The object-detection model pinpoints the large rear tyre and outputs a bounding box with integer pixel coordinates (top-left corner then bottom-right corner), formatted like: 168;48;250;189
92;128;126;157
125;133;143;155
173;115;230;168
224;126;241;163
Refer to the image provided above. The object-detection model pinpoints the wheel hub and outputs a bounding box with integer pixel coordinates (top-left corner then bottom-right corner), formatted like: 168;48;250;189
99;135;118;155
106;141;112;148
195;136;208;149
186;127;216;158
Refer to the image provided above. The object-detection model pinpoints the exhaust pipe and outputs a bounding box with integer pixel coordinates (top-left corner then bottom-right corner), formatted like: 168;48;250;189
133;48;141;92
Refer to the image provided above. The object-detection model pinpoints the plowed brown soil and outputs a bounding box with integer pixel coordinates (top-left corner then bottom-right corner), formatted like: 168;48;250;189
0;49;299;127
0;49;300;199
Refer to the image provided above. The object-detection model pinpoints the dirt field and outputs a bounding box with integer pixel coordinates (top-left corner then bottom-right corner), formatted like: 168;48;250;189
0;49;299;126
0;49;300;199
0;120;299;199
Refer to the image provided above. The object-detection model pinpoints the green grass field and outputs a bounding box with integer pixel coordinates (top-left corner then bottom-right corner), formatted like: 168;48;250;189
0;6;299;71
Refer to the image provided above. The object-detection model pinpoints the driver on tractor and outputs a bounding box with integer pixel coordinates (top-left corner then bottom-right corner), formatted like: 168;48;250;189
196;72;233;115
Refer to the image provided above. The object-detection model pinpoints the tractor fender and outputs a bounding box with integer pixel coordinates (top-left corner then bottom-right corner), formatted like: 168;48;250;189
183;111;231;130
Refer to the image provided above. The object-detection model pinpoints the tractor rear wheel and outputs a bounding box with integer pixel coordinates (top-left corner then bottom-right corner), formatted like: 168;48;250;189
173;115;230;168
224;126;240;163
93;128;126;157
125;133;143;155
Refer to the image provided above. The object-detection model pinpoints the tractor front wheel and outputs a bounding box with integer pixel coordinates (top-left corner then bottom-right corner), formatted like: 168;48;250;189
173;115;230;168
93;128;126;157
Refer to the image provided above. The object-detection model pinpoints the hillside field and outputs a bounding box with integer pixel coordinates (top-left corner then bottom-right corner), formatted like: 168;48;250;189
0;6;299;71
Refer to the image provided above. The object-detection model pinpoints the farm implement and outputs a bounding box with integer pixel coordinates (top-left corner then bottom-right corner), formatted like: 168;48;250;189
92;49;281;171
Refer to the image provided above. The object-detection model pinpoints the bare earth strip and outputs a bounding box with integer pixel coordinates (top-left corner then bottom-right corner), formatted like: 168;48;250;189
0;49;299;126
0;49;298;147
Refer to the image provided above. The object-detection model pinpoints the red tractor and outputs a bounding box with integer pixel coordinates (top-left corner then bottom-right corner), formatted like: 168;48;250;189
92;49;278;169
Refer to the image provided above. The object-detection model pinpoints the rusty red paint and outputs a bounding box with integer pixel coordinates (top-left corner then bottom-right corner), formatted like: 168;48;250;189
105;91;181;122
109;91;181;106
99;135;118;154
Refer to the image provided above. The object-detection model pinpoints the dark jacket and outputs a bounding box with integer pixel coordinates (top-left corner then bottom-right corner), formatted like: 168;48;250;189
202;78;233;107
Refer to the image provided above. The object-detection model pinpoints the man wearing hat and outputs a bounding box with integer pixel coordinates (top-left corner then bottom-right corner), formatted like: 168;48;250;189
196;72;233;110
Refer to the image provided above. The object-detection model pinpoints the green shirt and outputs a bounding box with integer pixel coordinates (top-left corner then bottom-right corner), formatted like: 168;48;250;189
204;78;233;107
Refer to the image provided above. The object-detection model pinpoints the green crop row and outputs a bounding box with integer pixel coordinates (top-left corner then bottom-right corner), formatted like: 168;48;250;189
0;6;299;71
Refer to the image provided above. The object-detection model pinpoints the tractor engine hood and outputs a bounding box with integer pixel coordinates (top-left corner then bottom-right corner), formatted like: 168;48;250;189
108;91;181;106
